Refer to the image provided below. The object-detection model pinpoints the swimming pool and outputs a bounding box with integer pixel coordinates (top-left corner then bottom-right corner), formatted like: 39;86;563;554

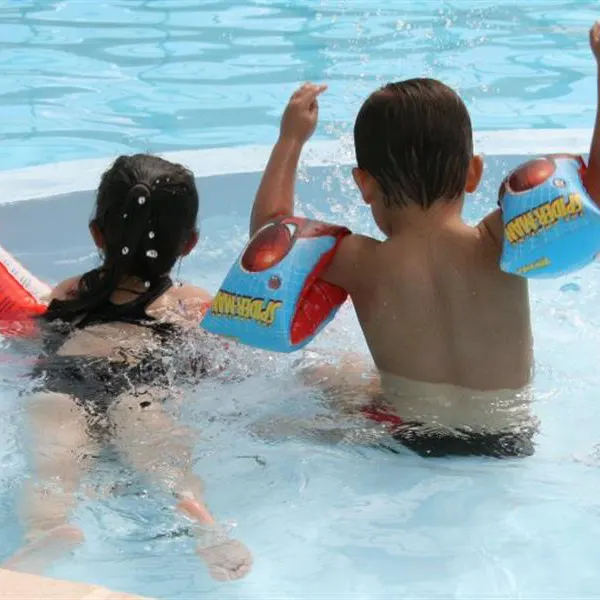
1;1;600;598
0;0;598;169
1;134;600;598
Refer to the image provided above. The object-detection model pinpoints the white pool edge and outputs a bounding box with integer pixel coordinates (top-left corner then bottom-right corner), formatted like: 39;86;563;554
0;129;592;205
0;568;150;599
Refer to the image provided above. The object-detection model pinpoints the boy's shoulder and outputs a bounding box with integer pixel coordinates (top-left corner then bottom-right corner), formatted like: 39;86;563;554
322;233;380;291
339;232;380;255
474;209;529;289
476;208;504;256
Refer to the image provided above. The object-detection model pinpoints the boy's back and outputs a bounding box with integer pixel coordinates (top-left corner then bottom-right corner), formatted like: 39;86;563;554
348;212;531;391
252;78;533;395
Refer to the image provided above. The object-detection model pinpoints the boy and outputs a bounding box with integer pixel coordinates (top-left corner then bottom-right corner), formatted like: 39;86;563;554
250;23;600;457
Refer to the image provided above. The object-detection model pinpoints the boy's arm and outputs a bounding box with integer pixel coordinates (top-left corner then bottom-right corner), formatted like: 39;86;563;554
250;82;368;293
481;22;600;249
250;83;327;236
583;22;600;204
250;137;304;237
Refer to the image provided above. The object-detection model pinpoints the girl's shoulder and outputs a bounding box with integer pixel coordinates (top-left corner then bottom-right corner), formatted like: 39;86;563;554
168;282;212;302
49;276;82;302
147;282;212;326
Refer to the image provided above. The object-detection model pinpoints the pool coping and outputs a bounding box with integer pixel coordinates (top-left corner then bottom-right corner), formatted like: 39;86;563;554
0;569;150;600
0;128;591;205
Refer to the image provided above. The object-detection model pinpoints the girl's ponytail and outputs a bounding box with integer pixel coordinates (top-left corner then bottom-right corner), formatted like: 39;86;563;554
45;154;199;324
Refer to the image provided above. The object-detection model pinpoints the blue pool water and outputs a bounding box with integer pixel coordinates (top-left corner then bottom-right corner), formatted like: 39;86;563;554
1;1;600;599
0;150;600;598
0;0;598;169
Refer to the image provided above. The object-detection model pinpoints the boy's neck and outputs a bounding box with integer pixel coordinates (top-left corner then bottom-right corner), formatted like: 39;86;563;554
383;197;464;237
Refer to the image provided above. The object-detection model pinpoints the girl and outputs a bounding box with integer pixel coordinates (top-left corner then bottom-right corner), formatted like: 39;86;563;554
3;154;252;581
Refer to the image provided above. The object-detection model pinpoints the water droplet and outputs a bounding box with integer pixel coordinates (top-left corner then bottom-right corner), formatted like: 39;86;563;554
121;246;129;256
138;196;146;205
146;249;158;259
148;231;155;239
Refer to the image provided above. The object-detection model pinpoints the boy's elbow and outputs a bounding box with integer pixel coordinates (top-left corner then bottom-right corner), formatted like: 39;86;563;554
249;212;266;237
249;208;263;237
249;208;291;238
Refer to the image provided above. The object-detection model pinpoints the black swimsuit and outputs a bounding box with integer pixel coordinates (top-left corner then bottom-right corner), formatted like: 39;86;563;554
33;276;205;422
363;402;535;459
389;424;536;458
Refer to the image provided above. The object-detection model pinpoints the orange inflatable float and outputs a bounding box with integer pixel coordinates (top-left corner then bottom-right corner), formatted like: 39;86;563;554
0;244;49;337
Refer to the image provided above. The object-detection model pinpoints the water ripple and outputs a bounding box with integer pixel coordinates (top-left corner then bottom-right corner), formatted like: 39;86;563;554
0;0;597;169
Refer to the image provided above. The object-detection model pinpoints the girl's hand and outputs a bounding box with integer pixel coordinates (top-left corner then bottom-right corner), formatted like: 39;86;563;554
197;538;253;581
280;82;328;145
590;21;600;63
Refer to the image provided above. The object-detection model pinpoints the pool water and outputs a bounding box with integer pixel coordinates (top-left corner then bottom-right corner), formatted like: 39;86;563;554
0;0;598;170
1;151;600;598
1;0;600;598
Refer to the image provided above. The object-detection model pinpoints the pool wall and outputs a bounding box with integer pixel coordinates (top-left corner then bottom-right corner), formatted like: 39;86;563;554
0;129;591;203
0;129;591;285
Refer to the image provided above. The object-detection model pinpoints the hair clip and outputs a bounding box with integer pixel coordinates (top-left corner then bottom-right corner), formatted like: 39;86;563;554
148;231;155;239
146;249;158;259
122;246;129;255
138;196;146;205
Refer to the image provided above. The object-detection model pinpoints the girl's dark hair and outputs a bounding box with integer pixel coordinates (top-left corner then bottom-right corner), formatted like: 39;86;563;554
354;78;473;209
45;154;199;322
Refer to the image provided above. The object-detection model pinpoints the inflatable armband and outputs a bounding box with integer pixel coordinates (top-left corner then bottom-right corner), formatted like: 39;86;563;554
0;244;49;337
201;216;350;352
500;154;600;278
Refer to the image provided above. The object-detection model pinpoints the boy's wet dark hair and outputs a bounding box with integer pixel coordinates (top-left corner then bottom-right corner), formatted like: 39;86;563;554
354;78;473;209
46;154;199;322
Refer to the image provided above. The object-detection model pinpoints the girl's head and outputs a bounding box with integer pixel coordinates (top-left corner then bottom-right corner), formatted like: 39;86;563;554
92;153;199;284
46;154;199;322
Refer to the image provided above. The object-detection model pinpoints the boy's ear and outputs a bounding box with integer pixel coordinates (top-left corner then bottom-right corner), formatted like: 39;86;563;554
181;229;199;257
466;155;484;194
352;167;376;205
89;221;105;250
